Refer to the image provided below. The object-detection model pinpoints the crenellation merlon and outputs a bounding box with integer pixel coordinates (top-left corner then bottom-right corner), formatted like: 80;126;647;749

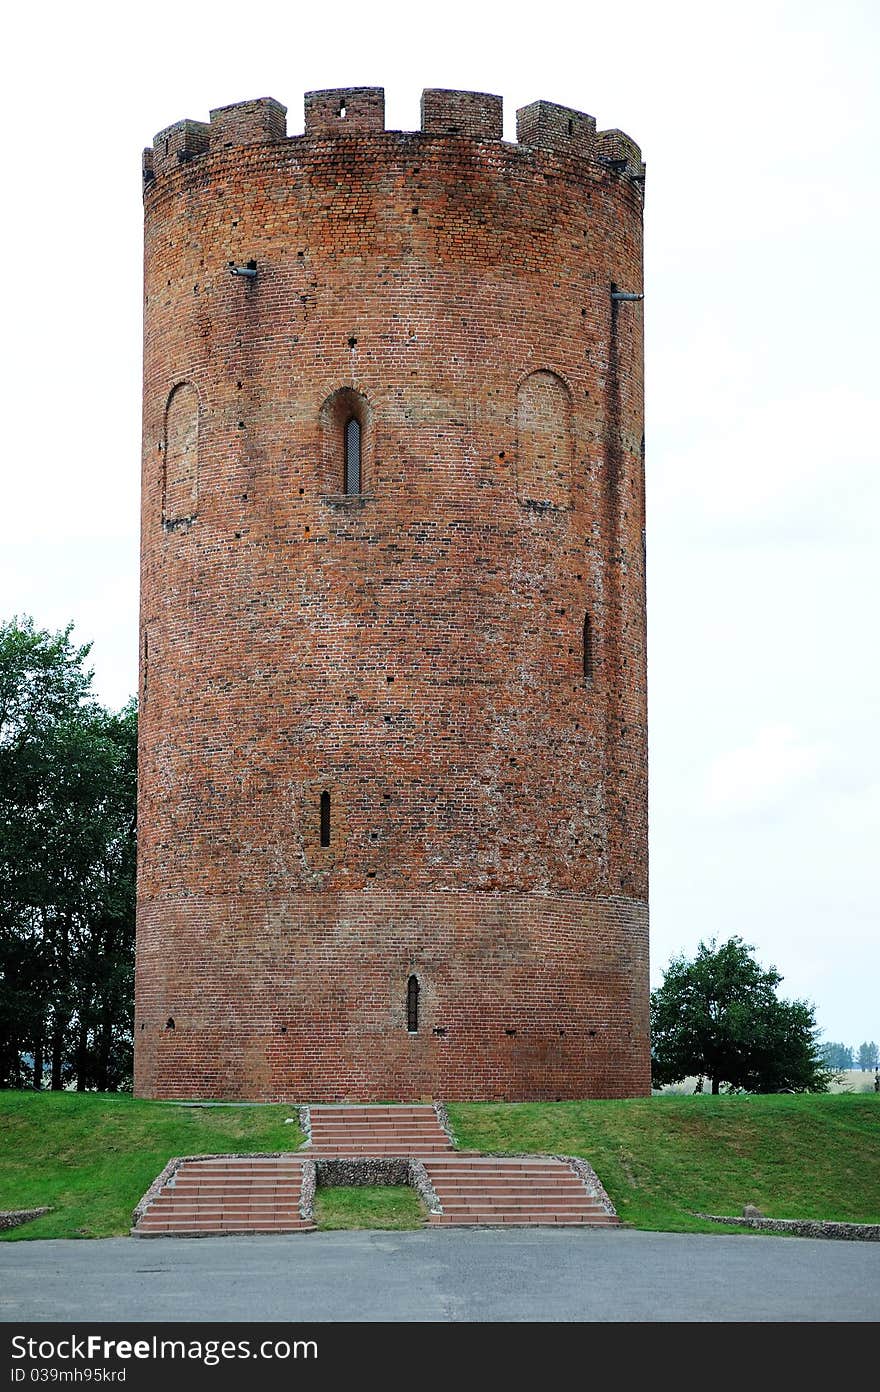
421;89;503;140
304;88;385;136
209;98;287;149
516;100;644;179
516;100;597;158
152;119;210;177
595;128;645;178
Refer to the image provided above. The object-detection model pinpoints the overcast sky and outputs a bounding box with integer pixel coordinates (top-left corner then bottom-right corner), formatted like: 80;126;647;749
1;0;877;1046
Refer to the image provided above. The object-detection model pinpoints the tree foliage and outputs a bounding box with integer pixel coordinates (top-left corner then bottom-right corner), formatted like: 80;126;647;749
857;1041;879;1072
820;1041;854;1071
651;937;833;1095
0;616;136;1090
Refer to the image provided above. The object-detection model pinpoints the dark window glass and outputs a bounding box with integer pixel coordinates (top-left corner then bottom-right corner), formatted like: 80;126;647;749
407;975;420;1032
344;416;361;494
320;790;331;847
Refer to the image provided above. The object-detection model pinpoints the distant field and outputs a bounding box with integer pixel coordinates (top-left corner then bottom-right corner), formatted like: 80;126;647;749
1;1091;877;1239
656;1071;879;1096
828;1070;879;1094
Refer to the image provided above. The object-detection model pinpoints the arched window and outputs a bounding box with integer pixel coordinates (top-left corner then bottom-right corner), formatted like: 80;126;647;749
320;790;331;848
344;416;361;494
319;387;370;495
406;975;420;1033
583;612;593;682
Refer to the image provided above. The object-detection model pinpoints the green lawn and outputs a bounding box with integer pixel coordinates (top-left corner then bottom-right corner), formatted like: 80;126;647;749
2;1091;877;1240
447;1094;880;1233
0;1091;304;1240
314;1185;424;1231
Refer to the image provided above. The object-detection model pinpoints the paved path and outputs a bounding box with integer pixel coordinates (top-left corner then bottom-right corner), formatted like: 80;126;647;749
2;1229;878;1322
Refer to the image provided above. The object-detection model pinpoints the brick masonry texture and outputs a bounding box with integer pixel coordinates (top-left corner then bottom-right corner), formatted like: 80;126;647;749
135;87;648;1102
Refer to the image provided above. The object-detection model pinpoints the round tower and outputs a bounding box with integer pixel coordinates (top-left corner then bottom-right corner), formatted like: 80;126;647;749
135;87;648;1101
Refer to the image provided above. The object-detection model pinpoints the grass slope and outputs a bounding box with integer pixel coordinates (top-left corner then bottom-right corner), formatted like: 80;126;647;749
447;1095;880;1233
2;1092;877;1240
314;1186;425;1231
0;1091;304;1240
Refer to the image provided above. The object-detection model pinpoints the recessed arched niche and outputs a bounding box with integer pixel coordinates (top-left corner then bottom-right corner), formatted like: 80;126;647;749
162;382;199;523
515;369;573;509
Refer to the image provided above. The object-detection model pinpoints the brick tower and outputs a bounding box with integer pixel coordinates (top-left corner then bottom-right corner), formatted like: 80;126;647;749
135;87;648;1101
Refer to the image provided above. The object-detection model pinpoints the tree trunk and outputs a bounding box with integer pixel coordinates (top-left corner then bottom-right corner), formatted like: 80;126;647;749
95;1017;111;1092
32;1035;44;1090
711;1077;720;1095
75;1020;88;1091
50;1025;65;1090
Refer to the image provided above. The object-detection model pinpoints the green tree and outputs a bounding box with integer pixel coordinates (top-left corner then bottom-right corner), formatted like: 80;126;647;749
857;1041;879;1072
651;937;832;1095
0;617;136;1090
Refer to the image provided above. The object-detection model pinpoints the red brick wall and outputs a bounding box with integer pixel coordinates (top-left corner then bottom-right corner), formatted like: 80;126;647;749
135;88;648;1101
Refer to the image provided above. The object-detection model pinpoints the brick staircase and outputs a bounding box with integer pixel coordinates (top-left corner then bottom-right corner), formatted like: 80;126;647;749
133;1156;313;1236
307;1104;452;1156
425;1156;618;1227
133;1105;618;1235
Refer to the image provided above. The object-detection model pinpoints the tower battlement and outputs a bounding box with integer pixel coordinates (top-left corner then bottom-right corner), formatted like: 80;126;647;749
143;87;644;189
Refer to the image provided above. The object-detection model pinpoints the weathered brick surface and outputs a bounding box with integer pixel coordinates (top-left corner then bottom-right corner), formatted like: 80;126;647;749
135;88;648;1102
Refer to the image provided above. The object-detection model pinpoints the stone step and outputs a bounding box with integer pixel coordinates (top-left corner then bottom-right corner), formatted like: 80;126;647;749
169;1181;304;1192
136;1222;314;1235
437;1200;607;1213
149;1196;302;1206
308;1146;451;1156
310;1124;446;1130
308;1127;449;1137
429;1214;617;1226
147;1203;305;1217
433;1187;604;1202
178;1162;304;1172
426;1158;572;1169
309;1107;438;1115
309;1115;443;1123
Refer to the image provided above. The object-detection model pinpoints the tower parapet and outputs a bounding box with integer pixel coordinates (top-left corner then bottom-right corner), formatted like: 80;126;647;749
142;88;644;192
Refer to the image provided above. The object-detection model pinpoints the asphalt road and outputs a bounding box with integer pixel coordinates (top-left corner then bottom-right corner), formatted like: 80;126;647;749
1;1229;878;1322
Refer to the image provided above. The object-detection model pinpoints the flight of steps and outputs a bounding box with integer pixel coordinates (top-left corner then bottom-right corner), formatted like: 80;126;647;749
307;1104;453;1156
133;1156;313;1236
424;1156;619;1227
132;1107;618;1234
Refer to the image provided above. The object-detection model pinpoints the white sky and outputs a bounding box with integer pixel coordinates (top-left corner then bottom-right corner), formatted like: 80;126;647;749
1;0;877;1046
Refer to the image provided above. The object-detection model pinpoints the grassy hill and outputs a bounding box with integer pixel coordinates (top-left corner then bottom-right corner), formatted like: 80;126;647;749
447;1094;880;1232
1;1091;876;1239
0;1091;304;1240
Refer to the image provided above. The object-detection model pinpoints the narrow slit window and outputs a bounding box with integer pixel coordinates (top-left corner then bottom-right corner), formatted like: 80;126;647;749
344;416;361;494
583;612;593;682
406;975;420;1033
320;790;331;847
